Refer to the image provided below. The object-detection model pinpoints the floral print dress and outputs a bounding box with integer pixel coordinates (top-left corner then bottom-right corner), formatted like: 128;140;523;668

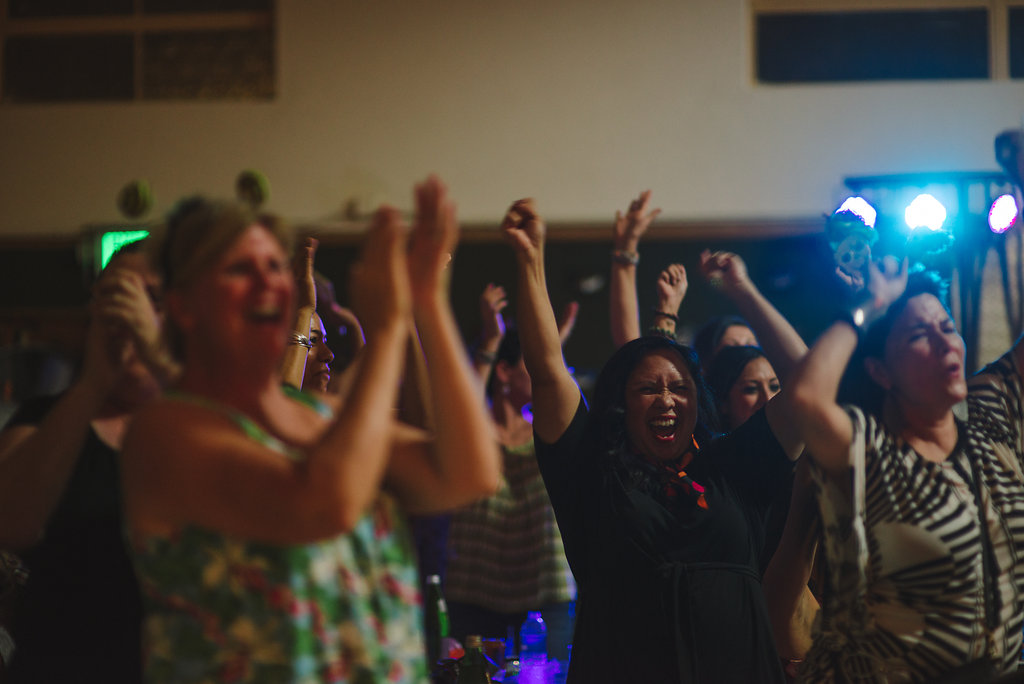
130;391;428;684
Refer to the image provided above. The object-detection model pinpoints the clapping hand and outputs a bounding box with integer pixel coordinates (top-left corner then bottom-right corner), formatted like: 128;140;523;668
351;206;411;338
409;175;458;302
292;237;319;314
479;283;508;347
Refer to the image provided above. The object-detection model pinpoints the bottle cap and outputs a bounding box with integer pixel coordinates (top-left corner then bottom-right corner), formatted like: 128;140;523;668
427;574;441;584
466;634;482;649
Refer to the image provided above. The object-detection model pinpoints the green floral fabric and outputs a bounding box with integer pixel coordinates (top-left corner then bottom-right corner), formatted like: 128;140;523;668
131;392;428;683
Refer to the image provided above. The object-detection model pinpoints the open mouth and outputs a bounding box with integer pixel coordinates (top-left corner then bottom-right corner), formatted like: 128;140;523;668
245;305;284;324
649;416;677;442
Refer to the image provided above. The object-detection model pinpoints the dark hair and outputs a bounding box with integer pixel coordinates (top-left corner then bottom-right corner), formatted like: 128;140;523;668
693;315;754;368
580;336;720;493
484;327;523;399
707;345;769;414
838;269;951;416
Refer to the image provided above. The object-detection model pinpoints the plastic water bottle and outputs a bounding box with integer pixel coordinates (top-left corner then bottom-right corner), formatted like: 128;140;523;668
519;611;548;684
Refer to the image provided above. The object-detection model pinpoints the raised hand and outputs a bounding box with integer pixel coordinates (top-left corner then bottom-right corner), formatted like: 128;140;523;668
864;256;909;313
500;198;545;262
479;283;508;347
835;265;866;294
292;237;319;313
699;250;751;294
656;264;688;315
409;175;458;301
351;206;412;338
92;265;162;370
613;190;661;251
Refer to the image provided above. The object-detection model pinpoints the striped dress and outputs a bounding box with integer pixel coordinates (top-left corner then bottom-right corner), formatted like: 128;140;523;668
444;439;576;613
802;351;1024;682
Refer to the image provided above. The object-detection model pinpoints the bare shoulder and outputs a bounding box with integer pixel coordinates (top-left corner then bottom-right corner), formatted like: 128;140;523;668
128;396;223;438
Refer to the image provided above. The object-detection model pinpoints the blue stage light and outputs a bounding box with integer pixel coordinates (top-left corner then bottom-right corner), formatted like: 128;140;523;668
904;193;947;232
988;194;1019;234
836;196;877;228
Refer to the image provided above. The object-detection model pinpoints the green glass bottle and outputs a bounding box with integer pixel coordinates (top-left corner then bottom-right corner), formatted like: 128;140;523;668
424;575;450;668
456;635;492;684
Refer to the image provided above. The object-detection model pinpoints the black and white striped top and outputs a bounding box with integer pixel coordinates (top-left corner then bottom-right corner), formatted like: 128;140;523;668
804;351;1024;682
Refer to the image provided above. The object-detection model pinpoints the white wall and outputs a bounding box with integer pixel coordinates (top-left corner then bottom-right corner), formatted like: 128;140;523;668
0;0;1021;236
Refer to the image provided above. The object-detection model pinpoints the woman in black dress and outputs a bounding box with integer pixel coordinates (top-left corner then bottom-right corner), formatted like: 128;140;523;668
500;198;804;683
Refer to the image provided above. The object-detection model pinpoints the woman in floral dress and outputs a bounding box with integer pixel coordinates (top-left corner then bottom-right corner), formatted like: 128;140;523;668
121;177;501;683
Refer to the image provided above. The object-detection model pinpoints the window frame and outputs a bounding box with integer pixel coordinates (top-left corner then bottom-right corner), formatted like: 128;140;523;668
0;0;274;103
750;0;1024;82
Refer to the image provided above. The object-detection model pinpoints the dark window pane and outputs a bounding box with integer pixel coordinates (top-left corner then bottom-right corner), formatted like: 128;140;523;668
3;34;134;102
143;0;271;13
8;0;132;18
757;9;989;83
1011;7;1024;79
142;29;273;99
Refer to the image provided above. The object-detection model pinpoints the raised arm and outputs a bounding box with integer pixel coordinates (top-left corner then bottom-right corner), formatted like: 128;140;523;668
123;205;415;545
788;258;908;474
503;199;580;444
93;260;180;386
382;176;501;512
472;283;508;386
699;250;807;381
0;270;142;549
650;264;688;338
610;191;661;348
280;237;318;389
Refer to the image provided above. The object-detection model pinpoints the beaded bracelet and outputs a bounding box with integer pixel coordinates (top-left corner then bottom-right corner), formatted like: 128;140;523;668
611;249;639;266
647;326;676;339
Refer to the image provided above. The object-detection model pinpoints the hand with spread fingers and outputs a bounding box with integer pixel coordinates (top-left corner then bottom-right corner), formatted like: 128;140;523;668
613;190;662;252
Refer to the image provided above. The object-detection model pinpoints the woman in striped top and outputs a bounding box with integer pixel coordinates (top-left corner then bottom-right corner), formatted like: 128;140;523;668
790;262;1024;682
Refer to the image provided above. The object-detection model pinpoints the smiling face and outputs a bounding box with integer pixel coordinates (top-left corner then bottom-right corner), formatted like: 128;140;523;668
303;313;334;393
624;349;699;462
870;293;967;414
172;224;294;367
722;356;779;430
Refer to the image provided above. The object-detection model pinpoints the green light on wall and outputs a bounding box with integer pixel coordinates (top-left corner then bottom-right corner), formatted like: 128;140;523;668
99;230;149;270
